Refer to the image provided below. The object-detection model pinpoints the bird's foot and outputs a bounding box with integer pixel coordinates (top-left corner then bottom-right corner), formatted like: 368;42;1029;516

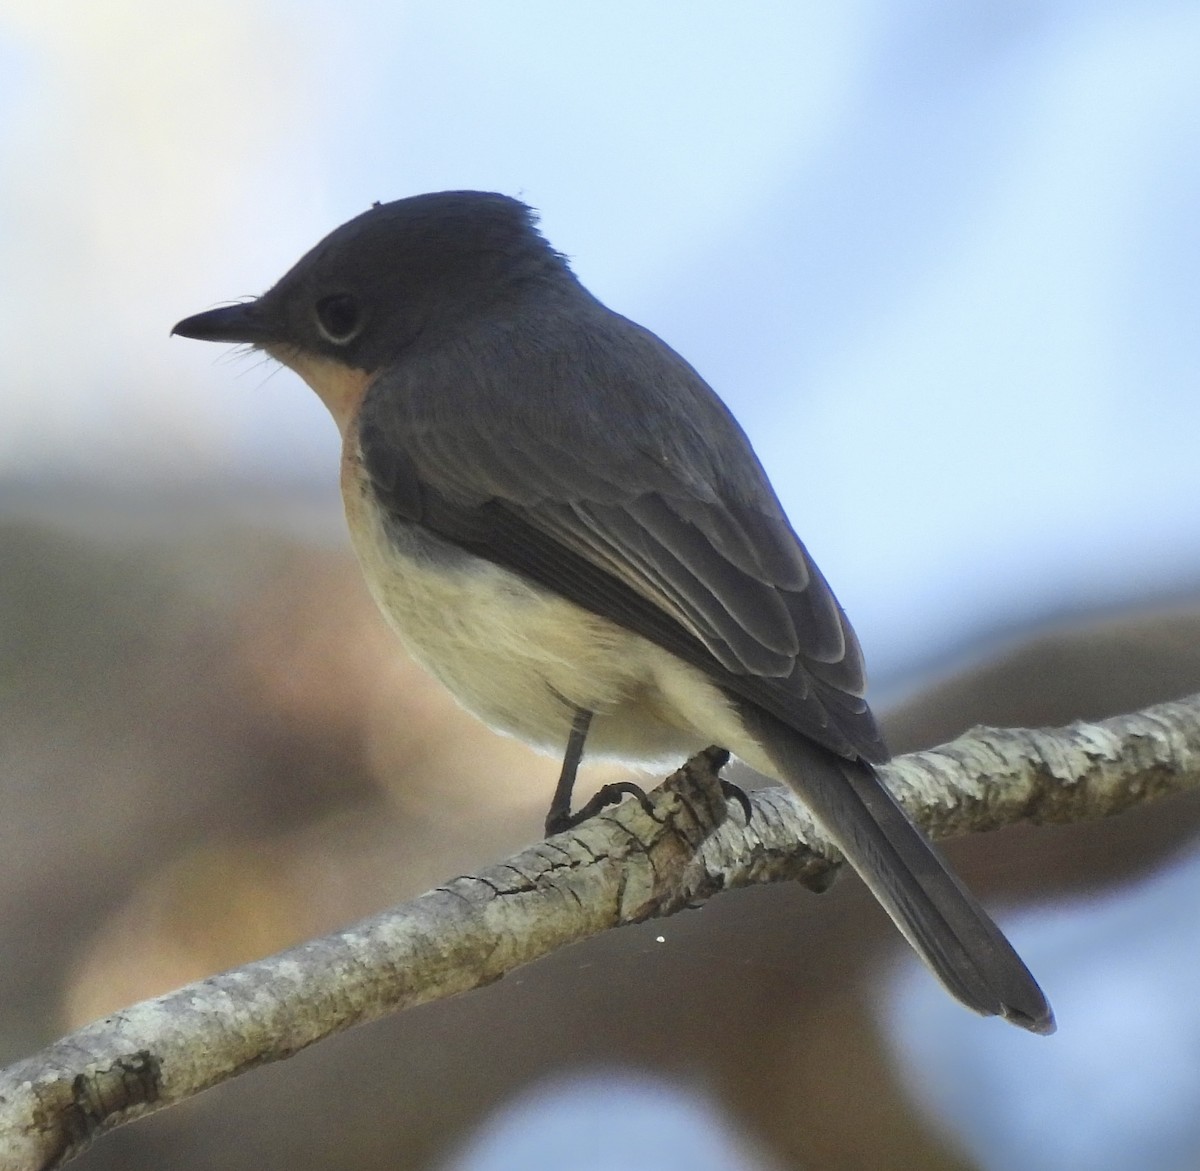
543;780;654;837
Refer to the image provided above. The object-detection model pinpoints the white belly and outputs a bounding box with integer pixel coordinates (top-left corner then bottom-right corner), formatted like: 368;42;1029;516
343;479;756;769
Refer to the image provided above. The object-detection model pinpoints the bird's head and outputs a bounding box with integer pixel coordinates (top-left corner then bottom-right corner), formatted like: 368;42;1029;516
172;190;569;430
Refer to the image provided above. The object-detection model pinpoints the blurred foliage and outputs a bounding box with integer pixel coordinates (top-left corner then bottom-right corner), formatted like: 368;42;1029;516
3;496;1199;1170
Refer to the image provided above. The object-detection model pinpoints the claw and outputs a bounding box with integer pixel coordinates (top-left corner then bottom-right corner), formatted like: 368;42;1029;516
720;778;753;824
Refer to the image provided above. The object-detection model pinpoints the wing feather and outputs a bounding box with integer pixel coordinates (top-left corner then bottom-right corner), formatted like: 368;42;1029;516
357;302;886;763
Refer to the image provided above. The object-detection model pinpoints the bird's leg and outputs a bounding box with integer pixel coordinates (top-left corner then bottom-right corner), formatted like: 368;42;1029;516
543;707;654;836
543;707;593;836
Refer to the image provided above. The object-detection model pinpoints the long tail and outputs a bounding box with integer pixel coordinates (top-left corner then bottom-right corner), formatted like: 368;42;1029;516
738;705;1054;1034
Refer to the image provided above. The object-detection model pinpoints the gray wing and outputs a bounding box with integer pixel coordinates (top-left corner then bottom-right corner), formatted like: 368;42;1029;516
357;302;886;763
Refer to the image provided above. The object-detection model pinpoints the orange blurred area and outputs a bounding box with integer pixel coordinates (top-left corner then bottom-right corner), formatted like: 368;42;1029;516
4;496;1200;1170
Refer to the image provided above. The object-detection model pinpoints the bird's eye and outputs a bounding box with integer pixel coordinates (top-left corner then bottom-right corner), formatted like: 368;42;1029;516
314;293;363;344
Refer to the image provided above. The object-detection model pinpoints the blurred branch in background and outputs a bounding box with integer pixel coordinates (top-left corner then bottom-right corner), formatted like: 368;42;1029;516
2;693;1198;1171
6;510;1200;1171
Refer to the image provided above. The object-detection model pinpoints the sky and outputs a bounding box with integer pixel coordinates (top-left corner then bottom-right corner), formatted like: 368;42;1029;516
889;848;1200;1170
2;1;1199;684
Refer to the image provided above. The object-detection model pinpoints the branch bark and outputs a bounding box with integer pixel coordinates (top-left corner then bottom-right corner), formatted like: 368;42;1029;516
3;693;1199;1169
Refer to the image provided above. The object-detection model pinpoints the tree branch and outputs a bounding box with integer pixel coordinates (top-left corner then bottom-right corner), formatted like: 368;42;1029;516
3;693;1198;1169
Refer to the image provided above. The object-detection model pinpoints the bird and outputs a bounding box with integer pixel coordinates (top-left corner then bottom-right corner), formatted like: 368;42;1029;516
173;190;1053;1033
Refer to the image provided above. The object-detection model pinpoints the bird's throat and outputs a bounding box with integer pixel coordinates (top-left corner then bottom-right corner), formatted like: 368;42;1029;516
267;347;373;435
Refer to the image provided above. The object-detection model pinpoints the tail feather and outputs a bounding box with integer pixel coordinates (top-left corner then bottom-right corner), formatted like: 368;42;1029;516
739;706;1054;1034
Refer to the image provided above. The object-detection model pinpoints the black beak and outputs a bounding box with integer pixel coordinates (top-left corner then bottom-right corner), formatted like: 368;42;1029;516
171;301;277;345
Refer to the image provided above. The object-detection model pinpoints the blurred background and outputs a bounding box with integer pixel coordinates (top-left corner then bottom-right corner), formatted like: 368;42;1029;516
3;2;1200;1168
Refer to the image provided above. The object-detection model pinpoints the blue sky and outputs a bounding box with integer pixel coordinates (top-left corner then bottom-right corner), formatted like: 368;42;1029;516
2;0;1198;686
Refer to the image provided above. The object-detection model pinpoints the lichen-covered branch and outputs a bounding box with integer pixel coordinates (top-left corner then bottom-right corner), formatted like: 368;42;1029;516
2;693;1198;1170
